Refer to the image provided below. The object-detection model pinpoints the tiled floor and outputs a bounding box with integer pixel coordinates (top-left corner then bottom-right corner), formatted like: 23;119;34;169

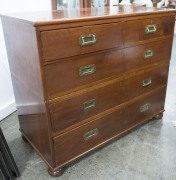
1;36;176;180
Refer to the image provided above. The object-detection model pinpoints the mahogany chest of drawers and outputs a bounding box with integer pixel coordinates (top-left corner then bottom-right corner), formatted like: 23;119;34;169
1;6;176;177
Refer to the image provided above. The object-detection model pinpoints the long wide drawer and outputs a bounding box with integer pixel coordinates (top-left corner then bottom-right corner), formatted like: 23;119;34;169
54;87;166;165
50;63;169;134
41;22;123;61
45;38;172;99
124;15;175;45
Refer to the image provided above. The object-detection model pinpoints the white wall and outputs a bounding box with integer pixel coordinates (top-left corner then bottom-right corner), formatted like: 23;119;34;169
0;0;52;120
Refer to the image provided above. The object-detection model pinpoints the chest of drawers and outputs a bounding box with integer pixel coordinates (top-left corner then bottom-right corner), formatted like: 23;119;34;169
1;6;176;177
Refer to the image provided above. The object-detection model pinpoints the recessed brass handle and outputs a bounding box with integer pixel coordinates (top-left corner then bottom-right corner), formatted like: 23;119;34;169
79;34;97;46
145;24;157;34
140;103;150;112
79;64;96;77
84;128;98;141
144;49;154;59
142;78;152;87
82;99;97;111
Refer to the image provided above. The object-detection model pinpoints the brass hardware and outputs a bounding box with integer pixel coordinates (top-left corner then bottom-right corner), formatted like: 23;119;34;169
82;99;97;111
79;64;96;77
145;24;157;34
84;128;99;141
142;78;152;87
140;103;150;112
79;34;97;46
144;49;154;59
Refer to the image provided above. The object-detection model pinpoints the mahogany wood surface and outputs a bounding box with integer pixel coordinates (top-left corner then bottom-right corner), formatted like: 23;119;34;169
41;22;123;61
1;19;55;168
140;16;175;40
50;63;169;134
54;87;166;165
1;6;175;177
45;38;172;99
1;6;176;26
124;15;175;45
39;13;175;31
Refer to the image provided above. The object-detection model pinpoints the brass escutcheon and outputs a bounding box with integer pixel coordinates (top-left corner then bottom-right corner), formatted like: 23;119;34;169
79;64;96;77
84;128;99;141
144;49;154;59
82;99;97;111
79;34;97;46
140;103;150;112
142;78;152;87
145;24;157;34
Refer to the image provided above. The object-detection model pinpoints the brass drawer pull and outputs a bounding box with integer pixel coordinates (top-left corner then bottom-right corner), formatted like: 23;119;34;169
82;99;97;111
140;103;150;112
144;49;154;59
84;128;99;141
145;24;157;34
79;64;96;77
79;34;97;46
142;78;152;87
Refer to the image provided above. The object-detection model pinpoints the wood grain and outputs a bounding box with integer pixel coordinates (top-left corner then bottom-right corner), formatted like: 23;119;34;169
54;87;166;166
50;63;169;133
45;38;172;99
0;6;175;26
124;15;175;45
1;19;55;168
41;22;123;61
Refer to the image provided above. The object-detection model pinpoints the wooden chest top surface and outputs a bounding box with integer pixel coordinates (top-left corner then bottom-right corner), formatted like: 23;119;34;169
0;6;176;26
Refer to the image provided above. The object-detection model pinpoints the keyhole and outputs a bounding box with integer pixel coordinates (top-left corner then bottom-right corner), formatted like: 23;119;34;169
121;50;124;56
120;82;123;86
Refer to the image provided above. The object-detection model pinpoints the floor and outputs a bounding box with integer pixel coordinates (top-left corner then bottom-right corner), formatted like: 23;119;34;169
1;36;176;180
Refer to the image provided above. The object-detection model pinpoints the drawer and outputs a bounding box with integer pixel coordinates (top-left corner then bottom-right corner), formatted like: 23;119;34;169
41;22;123;61
50;63;169;134
123;38;172;70
54;87;166;165
45;38;172;99
124;16;175;45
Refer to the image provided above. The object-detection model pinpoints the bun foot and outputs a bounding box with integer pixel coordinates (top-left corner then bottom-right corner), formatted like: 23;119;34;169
48;167;65;177
153;112;163;120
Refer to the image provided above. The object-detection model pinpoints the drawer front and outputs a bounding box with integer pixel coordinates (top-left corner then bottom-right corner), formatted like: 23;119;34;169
54;87;166;165
124;16;175;45
50;63;169;134
45;38;172;99
41;22;123;61
45;49;123;98
123;38;172;70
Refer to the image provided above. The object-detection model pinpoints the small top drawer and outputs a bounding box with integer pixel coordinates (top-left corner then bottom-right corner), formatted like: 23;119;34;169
41;22;123;61
124;16;175;45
